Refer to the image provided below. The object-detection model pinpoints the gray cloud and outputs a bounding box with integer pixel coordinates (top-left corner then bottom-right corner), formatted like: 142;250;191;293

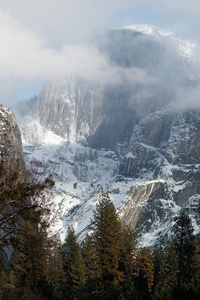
175;85;200;111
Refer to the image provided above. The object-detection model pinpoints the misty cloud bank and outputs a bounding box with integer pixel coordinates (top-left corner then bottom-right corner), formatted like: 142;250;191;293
0;1;200;111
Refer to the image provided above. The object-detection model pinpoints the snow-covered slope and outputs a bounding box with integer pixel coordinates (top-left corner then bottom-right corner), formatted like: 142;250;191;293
122;24;196;61
21;123;121;241
17;25;200;246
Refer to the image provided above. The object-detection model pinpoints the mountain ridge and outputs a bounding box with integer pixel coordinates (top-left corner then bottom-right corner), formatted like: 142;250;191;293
15;25;200;246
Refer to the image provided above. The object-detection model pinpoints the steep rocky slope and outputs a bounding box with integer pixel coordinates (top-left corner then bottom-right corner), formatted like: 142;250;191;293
32;25;197;150
0;104;28;265
16;25;200;246
0;104;27;182
119;106;200;245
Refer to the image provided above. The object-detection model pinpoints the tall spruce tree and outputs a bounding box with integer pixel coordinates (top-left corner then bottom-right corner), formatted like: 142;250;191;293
89;192;124;299
191;237;200;298
2;218;64;300
154;210;195;299
81;233;97;298
120;225;138;299
172;210;194;298
153;244;165;293
153;240;178;300
62;226;86;300
135;247;154;300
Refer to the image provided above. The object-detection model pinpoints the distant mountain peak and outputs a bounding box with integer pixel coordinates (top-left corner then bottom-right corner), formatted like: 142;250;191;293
115;24;197;61
122;24;173;37
16;24;200;247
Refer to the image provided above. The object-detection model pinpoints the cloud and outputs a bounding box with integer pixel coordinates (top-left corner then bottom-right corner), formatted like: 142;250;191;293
175;85;200;111
3;0;200;47
0;0;132;47
0;5;156;105
2;1;200;46
136;0;200;41
0;0;200;108
0;8;151;83
132;0;200;19
155;0;200;15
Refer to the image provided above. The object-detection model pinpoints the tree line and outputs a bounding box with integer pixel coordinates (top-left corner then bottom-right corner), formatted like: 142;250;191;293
0;168;200;299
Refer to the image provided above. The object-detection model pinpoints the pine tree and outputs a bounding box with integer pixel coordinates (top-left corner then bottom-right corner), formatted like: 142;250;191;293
135;247;154;300
121;224;138;270
153;240;178;300
81;233;97;298
153;211;195;299
62;226;86;300
89;192;124;299
153;244;165;291
120;225;138;299
172;210;194;298
190;237;200;298
0;159;55;260
2;216;64;299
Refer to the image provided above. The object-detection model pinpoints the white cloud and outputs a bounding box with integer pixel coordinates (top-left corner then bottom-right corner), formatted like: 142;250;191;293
0;9;109;102
2;1;200;46
0;5;155;105
1;1;200;107
0;0;131;47
0;8;150;83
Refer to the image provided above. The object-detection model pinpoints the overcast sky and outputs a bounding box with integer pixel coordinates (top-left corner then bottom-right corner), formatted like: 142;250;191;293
1;0;200;106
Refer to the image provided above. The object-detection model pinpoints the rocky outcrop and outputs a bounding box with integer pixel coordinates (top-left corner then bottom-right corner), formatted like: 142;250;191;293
117;108;200;244
0;104;28;266
0;104;27;183
34;77;104;143
119;181;165;228
120;109;200;184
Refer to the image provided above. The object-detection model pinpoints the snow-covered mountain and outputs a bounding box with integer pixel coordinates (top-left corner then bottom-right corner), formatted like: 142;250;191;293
16;25;200;246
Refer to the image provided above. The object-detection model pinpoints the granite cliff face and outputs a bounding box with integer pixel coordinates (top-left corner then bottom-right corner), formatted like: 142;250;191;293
118;106;200;244
34;78;104;143
0;104;28;265
17;25;200;246
119;181;165;228
0;104;27;183
32;26;195;150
